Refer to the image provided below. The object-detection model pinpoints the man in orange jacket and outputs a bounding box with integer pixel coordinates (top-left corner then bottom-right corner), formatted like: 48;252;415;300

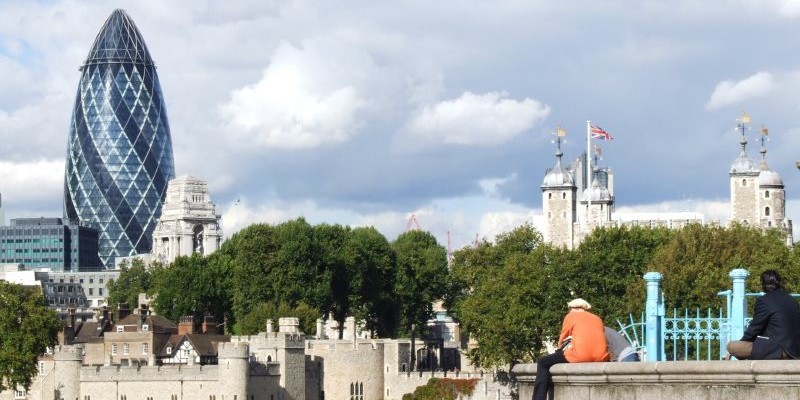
533;298;610;400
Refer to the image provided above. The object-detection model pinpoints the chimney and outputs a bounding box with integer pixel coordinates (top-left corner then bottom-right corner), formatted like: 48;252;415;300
201;315;217;334
266;319;274;334
67;306;76;329
178;316;195;335
117;303;130;322
315;318;324;339
139;304;149;324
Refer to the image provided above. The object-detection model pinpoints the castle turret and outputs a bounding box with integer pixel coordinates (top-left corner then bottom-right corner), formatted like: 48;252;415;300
730;113;760;225
218;342;249;399
541;127;577;249
756;127;793;245
53;345;83;400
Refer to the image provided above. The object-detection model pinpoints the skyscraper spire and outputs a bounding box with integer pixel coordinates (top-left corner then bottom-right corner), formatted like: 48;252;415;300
64;9;175;268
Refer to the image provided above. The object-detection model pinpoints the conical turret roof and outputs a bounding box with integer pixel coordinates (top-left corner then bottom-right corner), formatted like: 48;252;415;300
83;9;154;67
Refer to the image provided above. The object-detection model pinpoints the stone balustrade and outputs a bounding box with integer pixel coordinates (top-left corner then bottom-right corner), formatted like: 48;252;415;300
512;361;800;400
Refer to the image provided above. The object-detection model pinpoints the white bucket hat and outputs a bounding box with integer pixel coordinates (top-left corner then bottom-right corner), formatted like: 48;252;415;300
567;298;591;310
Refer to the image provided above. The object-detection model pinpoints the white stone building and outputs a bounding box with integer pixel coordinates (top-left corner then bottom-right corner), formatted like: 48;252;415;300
151;175;223;264
541;117;792;249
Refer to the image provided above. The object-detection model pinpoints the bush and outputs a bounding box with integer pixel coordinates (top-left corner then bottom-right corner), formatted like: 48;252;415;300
403;377;479;400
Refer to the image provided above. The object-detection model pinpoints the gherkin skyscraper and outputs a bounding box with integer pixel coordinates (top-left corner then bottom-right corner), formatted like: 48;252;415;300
64;9;175;269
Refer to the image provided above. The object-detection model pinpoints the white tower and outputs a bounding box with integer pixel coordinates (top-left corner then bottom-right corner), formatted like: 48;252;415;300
151;175;223;264
756;127;793;245
730;113;760;225
541;126;577;249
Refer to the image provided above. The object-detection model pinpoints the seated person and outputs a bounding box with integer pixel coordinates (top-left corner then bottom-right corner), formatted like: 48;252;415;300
605;326;640;362
533;298;609;400
726;270;800;360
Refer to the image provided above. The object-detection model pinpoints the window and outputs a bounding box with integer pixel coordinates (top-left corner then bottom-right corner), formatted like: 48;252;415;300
111;344;117;355
117;326;124;332
765;207;771;216
548;193;552;199
742;179;747;186
99;288;103;296
142;324;149;332
562;192;566;199
39;361;45;376
142;343;149;354
89;288;94;296
765;191;770;198
14;389;26;399
166;345;172;355
123;343;129;355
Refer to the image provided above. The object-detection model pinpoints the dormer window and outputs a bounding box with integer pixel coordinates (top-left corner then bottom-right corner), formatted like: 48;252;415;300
117;326;124;332
142;324;149;332
166;346;172;355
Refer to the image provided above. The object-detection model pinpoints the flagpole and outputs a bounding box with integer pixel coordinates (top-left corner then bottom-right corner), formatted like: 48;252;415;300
586;120;591;225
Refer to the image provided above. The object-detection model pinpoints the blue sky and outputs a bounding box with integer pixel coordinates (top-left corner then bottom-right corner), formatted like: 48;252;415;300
1;0;800;248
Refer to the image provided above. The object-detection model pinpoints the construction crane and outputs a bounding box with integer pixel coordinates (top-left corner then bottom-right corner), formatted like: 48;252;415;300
405;214;421;232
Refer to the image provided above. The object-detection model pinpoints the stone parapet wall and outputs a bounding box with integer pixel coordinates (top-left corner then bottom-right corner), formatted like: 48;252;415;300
513;361;800;400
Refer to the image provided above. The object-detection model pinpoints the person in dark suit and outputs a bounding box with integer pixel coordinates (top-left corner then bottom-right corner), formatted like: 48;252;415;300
726;270;800;360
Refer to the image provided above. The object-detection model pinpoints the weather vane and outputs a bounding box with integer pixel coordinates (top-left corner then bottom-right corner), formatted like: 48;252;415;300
552;124;567;153
735;111;751;138
759;125;769;147
593;144;603;166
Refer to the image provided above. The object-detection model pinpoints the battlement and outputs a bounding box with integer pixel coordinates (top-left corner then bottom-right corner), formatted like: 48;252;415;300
230;331;306;349
218;342;250;359
80;364;219;382
306;339;386;353
54;345;83;361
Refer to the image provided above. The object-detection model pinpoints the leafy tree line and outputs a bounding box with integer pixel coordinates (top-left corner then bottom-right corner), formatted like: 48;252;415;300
107;218;800;371
448;222;800;368
108;218;449;339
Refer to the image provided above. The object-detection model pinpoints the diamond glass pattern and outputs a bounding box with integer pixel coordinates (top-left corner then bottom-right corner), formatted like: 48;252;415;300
64;9;175;269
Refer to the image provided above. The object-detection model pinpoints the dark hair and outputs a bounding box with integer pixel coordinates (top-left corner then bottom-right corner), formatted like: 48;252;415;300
761;270;783;292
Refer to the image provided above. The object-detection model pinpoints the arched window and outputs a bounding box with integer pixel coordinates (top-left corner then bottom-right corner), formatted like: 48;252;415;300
548;193;552;199
765;207;771;216
742;179;747;186
765;190;770;198
562;192;566;199
267;355;272;362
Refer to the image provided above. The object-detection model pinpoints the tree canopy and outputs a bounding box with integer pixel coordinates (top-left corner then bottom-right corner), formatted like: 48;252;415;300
0;282;60;392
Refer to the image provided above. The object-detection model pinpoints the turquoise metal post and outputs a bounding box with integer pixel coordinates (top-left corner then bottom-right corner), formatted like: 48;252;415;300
729;269;750;344
644;272;663;361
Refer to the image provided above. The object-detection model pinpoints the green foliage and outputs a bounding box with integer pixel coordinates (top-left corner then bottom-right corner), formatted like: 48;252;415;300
236;302;320;335
150;252;232;324
635;223;797;311
451;224;566;366
567;225;674;324
392;230;450;336
0;282;60;392
344;227;397;337
402;377;479;400
106;258;154;310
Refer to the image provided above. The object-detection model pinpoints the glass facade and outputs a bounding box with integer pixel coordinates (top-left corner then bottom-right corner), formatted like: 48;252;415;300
64;9;175;269
0;217;101;271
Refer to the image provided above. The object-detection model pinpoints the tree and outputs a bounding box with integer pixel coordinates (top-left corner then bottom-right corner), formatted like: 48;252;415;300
150;252;233;325
345;227;397;337
450;224;568;367
106;258;154;310
0;282;60;392
392;230;450;369
631;223;798;311
565;225;674;324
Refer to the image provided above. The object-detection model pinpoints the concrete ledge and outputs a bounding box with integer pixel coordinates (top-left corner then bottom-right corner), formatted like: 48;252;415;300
512;361;800;400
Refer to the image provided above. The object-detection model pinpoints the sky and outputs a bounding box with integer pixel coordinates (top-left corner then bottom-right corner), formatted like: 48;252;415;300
2;0;800;249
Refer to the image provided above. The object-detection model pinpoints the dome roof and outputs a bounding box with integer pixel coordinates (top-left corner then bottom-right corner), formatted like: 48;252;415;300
759;169;783;187
541;151;574;188
730;153;758;174
582;179;612;202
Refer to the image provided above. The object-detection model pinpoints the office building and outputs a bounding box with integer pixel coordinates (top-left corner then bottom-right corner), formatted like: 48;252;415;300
63;9;175;269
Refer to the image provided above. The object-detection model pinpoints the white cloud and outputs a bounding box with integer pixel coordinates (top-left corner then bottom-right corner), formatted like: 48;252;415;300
706;72;774;110
408;91;550;145
0;160;63;205
220;40;369;150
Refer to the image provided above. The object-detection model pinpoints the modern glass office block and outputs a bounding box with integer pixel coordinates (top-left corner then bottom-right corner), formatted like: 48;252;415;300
64;9;175;269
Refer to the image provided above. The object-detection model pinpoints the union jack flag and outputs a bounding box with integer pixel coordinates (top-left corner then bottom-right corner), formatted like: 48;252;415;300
590;124;614;140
